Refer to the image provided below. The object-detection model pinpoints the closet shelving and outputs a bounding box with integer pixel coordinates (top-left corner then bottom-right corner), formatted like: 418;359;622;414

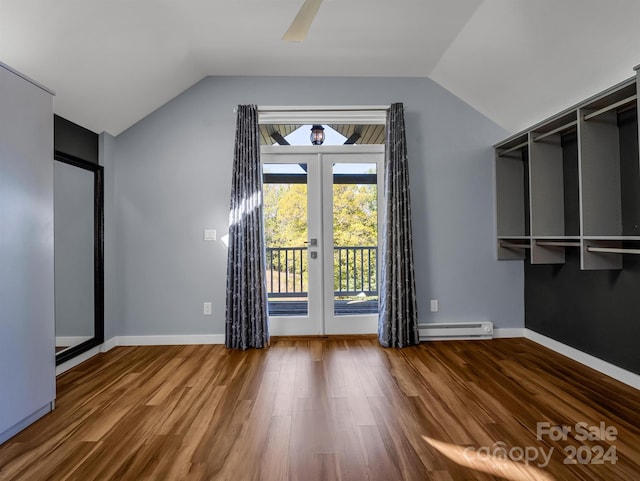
495;68;640;270
496;133;530;260
530;111;580;264
579;79;640;269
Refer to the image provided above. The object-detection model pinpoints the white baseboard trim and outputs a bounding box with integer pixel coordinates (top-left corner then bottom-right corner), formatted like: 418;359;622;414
486;328;639;390
55;335;225;375
100;337;118;352
525;329;640;391
493;328;526;339
115;334;225;346
55;336;93;347
56;336;119;375
54;331;640;390
0;403;53;444
56;345;102;375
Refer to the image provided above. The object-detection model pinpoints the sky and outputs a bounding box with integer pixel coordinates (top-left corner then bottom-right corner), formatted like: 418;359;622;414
264;125;375;175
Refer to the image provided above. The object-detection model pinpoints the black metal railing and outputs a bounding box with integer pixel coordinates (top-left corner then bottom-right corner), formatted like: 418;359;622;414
333;246;378;297
266;246;378;298
266;247;308;298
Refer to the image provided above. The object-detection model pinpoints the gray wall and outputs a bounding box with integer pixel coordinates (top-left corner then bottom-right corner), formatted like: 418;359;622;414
100;132;120;341
54;161;95;338
0;64;55;439
114;76;521;336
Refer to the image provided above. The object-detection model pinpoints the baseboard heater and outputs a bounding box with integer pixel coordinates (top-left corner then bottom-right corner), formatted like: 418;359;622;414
418;322;493;341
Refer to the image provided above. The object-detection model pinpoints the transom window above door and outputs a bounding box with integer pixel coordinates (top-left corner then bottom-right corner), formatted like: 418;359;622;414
258;123;386;146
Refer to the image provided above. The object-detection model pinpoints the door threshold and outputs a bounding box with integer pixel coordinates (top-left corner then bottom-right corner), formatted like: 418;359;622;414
270;334;377;342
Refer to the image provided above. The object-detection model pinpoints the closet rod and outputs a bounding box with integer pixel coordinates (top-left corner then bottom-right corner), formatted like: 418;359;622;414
500;241;531;249
497;141;528;157
536;241;580;247
587;246;640;255
533;121;578;142
583;95;637;121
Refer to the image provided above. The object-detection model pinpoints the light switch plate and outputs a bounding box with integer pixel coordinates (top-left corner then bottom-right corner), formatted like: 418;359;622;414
430;299;439;312
204;229;216;241
204;302;212;315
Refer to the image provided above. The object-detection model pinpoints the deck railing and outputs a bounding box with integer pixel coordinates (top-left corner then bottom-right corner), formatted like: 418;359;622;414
266;246;378;298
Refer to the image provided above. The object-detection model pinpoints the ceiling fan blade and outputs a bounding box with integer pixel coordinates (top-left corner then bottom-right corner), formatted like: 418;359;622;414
282;0;323;42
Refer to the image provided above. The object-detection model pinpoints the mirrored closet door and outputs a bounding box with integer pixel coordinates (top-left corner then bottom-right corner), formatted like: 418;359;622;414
54;154;104;365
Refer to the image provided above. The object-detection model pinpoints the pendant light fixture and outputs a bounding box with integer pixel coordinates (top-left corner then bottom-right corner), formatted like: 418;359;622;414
310;125;325;145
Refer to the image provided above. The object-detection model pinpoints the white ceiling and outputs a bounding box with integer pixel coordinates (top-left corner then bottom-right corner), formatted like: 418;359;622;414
1;0;639;136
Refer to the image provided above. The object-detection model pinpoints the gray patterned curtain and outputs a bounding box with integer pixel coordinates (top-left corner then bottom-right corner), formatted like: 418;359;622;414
378;103;420;348
225;105;269;349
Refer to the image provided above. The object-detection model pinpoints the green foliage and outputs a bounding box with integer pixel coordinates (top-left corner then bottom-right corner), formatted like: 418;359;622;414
264;183;309;248
264;182;377;248
332;183;377;247
263;180;378;299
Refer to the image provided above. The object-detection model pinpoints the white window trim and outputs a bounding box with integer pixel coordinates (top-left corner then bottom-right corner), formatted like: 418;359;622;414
257;105;389;125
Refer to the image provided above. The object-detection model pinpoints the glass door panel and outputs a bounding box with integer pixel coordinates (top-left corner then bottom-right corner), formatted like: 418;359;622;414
262;146;384;336
261;154;323;335
331;162;379;316
322;151;384;335
263;162;309;316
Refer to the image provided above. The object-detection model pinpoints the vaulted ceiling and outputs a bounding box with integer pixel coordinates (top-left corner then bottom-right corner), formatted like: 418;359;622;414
1;0;639;136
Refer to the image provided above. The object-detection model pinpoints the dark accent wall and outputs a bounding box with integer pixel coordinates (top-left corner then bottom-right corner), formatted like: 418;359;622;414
54;115;98;163
525;109;640;375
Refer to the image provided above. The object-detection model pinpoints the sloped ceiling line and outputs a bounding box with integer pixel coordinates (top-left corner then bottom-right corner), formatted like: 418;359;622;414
1;0;639;135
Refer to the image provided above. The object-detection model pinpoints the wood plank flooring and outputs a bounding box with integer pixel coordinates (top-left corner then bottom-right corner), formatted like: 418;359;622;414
1;338;639;480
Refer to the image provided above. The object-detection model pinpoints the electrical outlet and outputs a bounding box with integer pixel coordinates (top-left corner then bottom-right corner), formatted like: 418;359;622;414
204;229;216;241
430;299;439;312
203;302;212;315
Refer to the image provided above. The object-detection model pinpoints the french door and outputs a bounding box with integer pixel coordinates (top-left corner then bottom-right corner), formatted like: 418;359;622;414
261;145;384;335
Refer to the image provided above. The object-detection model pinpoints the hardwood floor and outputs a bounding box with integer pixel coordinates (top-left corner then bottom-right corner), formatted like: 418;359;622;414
1;338;639;480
